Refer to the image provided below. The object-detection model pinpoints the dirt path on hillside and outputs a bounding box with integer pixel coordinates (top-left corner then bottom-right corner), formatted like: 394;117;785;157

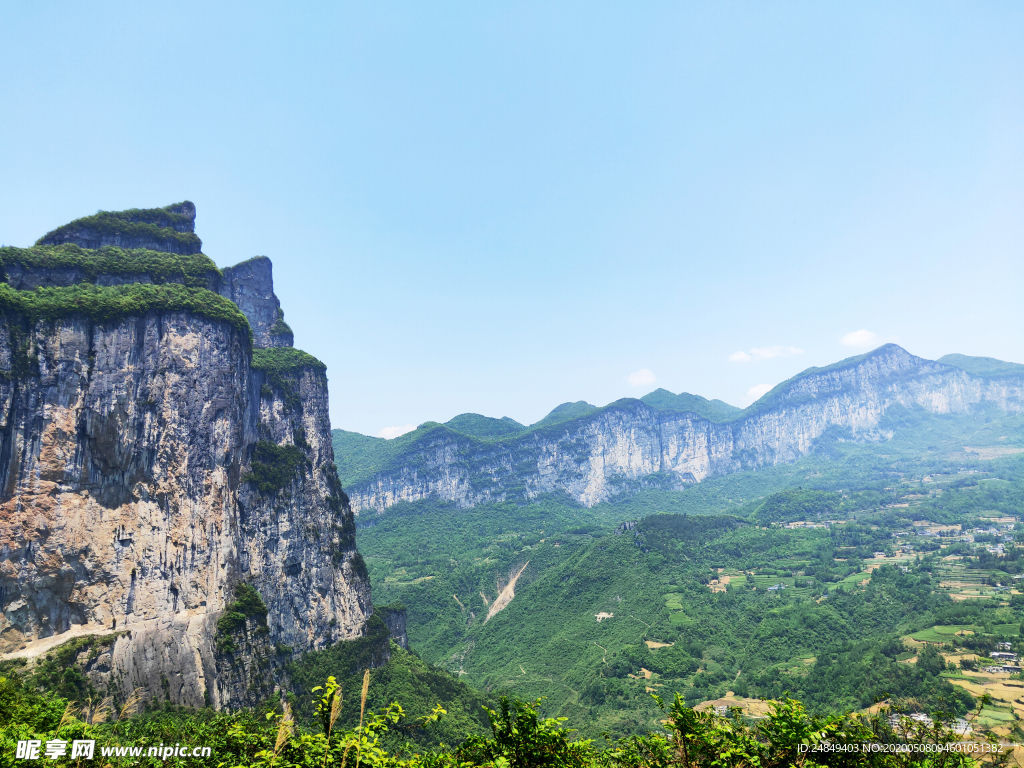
485;562;529;622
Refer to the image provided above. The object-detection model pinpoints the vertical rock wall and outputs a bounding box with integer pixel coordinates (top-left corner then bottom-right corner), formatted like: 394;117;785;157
219;257;295;349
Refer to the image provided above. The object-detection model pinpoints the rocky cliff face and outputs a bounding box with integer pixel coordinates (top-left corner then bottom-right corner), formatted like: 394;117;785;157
219;257;294;348
0;203;371;709
348;345;1024;512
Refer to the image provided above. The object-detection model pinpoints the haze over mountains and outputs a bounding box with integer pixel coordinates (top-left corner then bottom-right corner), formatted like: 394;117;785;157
333;346;1024;513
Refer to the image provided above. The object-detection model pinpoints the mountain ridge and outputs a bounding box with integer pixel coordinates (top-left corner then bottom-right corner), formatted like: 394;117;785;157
338;344;1024;512
938;352;1024;378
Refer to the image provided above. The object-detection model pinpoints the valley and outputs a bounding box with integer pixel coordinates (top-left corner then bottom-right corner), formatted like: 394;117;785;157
353;397;1024;740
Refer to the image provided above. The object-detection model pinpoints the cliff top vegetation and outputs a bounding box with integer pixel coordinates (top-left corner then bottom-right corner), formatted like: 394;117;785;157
0;244;220;287
251;347;326;373
0;282;252;341
640;389;742;421
36;201;201;253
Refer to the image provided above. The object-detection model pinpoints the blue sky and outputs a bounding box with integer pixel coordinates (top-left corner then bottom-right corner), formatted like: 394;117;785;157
2;2;1022;437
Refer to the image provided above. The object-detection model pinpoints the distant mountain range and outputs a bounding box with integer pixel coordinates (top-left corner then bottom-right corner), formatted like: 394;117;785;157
333;345;1024;512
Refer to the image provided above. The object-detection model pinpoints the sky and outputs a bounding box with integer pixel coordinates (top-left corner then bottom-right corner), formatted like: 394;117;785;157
2;2;1023;437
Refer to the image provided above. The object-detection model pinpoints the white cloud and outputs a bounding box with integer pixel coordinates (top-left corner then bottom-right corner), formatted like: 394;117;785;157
378;424;416;439
626;368;657;387
729;346;803;363
747;383;772;401
753;345;803;360
841;329;877;348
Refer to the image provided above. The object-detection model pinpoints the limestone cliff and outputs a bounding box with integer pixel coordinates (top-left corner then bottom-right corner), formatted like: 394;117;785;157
347;345;1024;512
219;257;295;349
0;203;371;709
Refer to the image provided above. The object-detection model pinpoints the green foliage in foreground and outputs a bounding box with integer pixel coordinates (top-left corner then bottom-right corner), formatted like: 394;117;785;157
0;671;1006;767
289;631;492;748
0;282;252;339
0;244;220;287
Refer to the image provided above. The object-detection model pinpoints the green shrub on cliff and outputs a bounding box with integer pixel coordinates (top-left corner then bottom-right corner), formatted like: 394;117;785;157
216;584;270;653
0;634;124;703
251;346;326;373
251;348;324;411
269;307;293;336
243;440;308;494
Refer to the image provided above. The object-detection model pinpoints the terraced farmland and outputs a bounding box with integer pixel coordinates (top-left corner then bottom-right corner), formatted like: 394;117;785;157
910;624;980;643
934;560;1011;600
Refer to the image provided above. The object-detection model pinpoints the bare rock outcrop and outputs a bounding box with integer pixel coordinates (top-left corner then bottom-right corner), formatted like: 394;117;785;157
219;257;294;349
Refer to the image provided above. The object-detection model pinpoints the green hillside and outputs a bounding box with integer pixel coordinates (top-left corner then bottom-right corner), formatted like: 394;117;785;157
530;400;599;429
640;389;741;421
444;413;526;439
332;429;402;487
356;408;1024;736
